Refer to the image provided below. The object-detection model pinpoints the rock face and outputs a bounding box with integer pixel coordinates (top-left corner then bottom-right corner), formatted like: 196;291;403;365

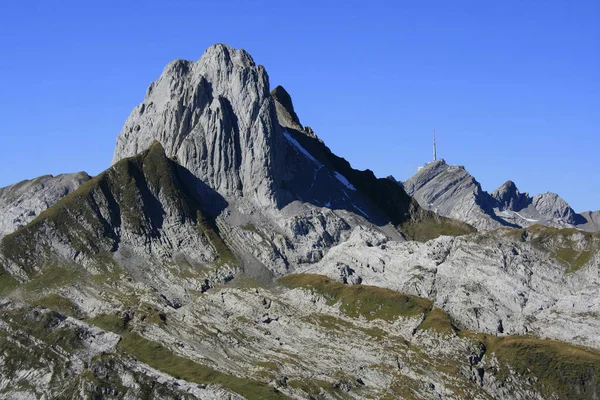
490;180;530;211
405;159;597;231
1;44;600;400
302;225;600;349
270;85;303;131
113;44;288;208
0;172;90;238
403;160;503;230
581;210;600;231
532;192;582;225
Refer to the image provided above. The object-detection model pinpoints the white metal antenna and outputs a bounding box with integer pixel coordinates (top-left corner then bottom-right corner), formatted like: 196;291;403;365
433;129;437;162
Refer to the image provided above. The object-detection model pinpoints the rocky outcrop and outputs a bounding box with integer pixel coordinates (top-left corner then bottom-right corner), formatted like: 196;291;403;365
0;172;90;238
301;225;600;350
270;85;302;131
581;210;600;231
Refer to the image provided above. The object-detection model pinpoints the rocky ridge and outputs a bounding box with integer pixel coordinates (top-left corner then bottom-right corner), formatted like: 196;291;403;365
404;159;595;231
0;172;90;238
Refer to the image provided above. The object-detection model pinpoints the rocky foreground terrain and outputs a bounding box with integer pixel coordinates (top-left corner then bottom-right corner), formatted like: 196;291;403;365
1;44;599;400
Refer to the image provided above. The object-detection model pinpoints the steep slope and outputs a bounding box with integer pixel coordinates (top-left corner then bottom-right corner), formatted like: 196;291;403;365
405;159;597;231
0;141;235;302
581;210;600;231
490;180;530;211
113;44;288;208
403;159;504;230
0;172;90;238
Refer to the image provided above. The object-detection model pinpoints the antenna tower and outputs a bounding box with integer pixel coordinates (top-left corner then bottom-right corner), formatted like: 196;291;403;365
433;129;437;162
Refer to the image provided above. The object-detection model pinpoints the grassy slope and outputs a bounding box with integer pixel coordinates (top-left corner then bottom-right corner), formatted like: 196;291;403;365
0;141;235;287
502;224;600;273
280;273;600;399
89;314;286;400
278;273;431;321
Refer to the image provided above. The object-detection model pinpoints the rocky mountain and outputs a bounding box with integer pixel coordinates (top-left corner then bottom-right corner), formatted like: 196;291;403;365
0;172;90;238
0;44;599;399
404;159;595;231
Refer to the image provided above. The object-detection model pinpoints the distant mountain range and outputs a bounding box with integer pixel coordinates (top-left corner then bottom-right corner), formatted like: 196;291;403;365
402;159;600;231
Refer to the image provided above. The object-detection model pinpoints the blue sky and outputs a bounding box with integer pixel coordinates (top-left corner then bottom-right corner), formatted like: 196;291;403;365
0;1;598;211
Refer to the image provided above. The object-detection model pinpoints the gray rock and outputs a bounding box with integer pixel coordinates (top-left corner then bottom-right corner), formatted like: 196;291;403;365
490;180;530;211
112;44;288;208
270;85;303;131
0;172;90;238
580;210;600;231
532;192;581;225
403;159;503;230
404;159;596;231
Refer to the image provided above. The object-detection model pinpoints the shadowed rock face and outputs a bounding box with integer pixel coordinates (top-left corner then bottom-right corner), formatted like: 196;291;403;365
271;85;302;131
490;180;531;211
0;172;91;238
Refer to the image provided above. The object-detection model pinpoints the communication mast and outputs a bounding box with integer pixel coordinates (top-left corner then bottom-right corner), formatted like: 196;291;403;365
433;129;437;162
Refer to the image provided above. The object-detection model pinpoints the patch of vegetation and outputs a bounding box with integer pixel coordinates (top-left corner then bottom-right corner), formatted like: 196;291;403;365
1;307;83;354
464;333;600;400
240;223;258;233
0;266;18;295
23;264;86;293
88;313;130;333
417;306;455;334
399;213;476;242
32;294;81;318
118;332;286;399
137;303;167;326
195;210;236;267
306;314;387;339
503;225;600;273
287;378;351;399
278;274;431;321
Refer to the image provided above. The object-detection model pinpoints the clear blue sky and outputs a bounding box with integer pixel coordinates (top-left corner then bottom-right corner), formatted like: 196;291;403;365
0;1;598;211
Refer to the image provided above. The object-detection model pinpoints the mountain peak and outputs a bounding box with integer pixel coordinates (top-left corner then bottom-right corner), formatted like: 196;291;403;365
271;85;302;130
201;43;256;68
491;180;530;211
112;44;283;207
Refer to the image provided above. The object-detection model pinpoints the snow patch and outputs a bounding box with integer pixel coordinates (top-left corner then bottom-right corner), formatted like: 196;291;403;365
334;171;356;191
283;130;323;167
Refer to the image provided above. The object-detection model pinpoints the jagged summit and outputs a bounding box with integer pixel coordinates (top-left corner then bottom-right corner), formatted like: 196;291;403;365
111;43;437;230
405;159;597;231
271;85;302;131
403;159;501;230
490;180;530;211
113;43;283;207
